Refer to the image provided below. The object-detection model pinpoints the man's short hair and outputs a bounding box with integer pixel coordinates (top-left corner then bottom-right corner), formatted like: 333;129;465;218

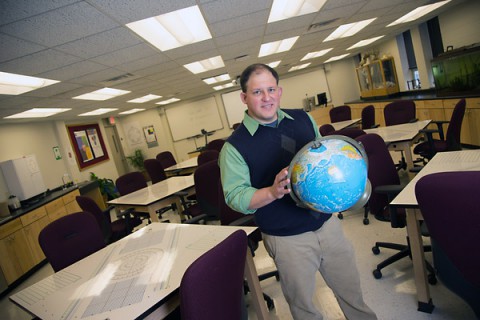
239;64;279;93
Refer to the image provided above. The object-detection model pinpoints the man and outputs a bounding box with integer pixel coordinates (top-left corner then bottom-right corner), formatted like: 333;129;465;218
219;63;376;319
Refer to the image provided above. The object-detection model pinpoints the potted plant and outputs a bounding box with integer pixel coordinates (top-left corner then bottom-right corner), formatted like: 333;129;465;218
126;149;150;181
90;172;119;201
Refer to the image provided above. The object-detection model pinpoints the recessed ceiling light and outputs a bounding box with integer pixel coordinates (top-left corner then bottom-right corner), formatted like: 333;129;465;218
126;5;212;51
79;108;118;116
347;36;385;50
267;61;281;68
184;56;225;74
0;72;59;95
288;63;311;72
324;54;350;63
119;108;145;115
4;108;70;119
323;18;377;41
213;83;234;91
73;88;130;101
268;0;327;23
388;0;451;27
156;98;181;105
259;36;299;57
127;94;162;103
203;74;231;85
301;48;333;61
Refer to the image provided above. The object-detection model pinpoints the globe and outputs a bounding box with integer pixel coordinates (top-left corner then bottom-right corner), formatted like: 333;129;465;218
288;135;370;214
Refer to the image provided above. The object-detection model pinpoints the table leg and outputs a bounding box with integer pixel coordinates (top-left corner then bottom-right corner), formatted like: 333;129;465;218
244;249;270;319
406;208;434;313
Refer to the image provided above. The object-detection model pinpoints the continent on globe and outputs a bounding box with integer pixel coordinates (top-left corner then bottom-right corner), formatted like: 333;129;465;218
288;135;369;214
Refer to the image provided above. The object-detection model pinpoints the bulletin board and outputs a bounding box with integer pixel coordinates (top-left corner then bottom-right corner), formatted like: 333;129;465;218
66;123;109;170
165;96;223;141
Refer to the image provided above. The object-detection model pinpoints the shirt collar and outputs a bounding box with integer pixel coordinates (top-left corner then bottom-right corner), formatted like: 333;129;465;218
242;108;294;136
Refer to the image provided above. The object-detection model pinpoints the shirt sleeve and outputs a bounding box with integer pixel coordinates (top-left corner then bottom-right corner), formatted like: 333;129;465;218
218;142;257;214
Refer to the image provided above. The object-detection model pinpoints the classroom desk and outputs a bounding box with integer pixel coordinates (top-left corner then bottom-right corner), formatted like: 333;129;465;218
164;157;198;176
331;118;361;131
9;223;270;319
390;149;480;313
364;120;431;171
107;176;195;223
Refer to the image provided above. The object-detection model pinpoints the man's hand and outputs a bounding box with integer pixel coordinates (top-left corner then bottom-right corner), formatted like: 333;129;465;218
269;167;291;199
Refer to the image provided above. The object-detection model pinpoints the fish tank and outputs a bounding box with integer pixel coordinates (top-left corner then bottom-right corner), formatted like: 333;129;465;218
431;43;480;97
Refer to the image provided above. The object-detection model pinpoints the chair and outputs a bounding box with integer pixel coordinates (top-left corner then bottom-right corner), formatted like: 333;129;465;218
413;98;466;162
115;172;152;223
383;100;418;170
38;212;105;272
355;133;436;281
361;104;379;129
232;122;242;130
156;151;177;169
76;195;141;244
179;229;248;320
415;171;480;318
329;105;351;123
218;181;278;311
320;124;366;140
319;123;335;136
197;149;219;166
206;138;225;152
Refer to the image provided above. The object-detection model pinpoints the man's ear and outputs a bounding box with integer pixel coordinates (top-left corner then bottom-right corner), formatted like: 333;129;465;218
240;92;247;104
278;86;283;98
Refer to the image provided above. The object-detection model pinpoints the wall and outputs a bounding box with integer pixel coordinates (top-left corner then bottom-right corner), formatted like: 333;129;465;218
439;0;480;51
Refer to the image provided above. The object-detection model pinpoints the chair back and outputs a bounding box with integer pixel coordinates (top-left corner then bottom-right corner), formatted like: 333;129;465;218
197;149;219;166
232;122;241;130
361;104;376;129
76;195;112;241
319;124;335;136
335;128;366;139
180;229;248;320
356;133;404;226
115;171;147;196
415;171;480;316
144;159;167;184
194;160;221;219
329;105;352;123
445;98;466;151
383;100;416;126
38;212;105;272
156;151;177;169
206;139;225;152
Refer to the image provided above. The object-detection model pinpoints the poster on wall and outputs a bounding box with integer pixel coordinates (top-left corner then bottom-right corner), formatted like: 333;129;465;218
123;121;144;148
67;123;109;170
143;125;158;148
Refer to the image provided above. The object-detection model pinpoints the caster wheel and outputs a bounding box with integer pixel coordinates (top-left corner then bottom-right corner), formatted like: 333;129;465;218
373;269;382;279
338;212;343;219
363;218;369;225
267;299;275;311
428;274;437;285
372;246;380;255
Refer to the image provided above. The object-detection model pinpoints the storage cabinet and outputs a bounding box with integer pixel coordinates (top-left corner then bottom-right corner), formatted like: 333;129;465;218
21;207;50;265
356;58;400;98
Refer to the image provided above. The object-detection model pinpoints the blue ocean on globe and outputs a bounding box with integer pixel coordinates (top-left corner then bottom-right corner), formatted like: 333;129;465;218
289;136;368;214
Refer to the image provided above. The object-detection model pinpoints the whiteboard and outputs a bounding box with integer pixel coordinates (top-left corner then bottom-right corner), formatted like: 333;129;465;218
165;97;223;141
221;90;246;128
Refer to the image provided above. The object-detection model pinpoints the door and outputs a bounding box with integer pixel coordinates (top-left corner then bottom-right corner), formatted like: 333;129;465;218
105;125;128;176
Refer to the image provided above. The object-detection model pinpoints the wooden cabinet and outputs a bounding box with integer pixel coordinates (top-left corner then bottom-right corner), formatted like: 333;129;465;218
356;58;400;98
20;207;50;265
63;189;81;214
0;219;35;284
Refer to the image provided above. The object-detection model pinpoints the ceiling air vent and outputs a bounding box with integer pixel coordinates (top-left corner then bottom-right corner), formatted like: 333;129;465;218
100;73;137;86
307;18;339;32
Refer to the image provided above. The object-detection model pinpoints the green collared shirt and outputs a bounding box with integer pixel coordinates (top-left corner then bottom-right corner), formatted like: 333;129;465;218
219;108;319;214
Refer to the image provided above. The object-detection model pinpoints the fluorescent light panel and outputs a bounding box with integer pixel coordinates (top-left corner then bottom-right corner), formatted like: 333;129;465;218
324;18;376;41
288;63;311;72
347;36;385;50
387;0;451;27
213;83;234;91
119;108;145;115
79;108;118;116
126;5;212;51
5;108;70;119
127;94;162;103
0;72;59;95
203;74;230;85
259;36;299;57
73;88;130;101
156;98;180;105
184;56;225;74
324;54;350;63
268;0;327;23
301;48;333;61
267;61;281;68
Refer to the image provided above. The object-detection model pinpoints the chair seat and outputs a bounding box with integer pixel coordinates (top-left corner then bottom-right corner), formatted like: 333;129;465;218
413;140;448;156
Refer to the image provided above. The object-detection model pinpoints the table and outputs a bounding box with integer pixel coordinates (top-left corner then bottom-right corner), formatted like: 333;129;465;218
107;176;195;223
364;120;431;171
10;223;270;319
331;118;361;131
390;149;480;313
164;157;198;176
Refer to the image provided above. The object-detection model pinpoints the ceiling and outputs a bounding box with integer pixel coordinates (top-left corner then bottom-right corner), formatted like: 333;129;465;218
0;0;466;124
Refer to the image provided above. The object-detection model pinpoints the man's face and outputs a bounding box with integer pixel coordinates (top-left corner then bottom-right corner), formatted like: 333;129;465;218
240;69;282;124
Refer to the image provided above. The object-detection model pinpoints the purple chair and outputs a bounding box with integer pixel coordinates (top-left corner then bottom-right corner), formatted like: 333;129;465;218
206;139;225;152
361;104;379;129
329;105;352;123
320;124;366;140
38;212;105;272
356;133;435;281
115;172;151;223
156;151;177;169
179;229;248;320
319;123;335;136
413;98;466;161
197;149;219;166
383;100;417;126
144;158;168;184
76;195;140;243
416;171;480;318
